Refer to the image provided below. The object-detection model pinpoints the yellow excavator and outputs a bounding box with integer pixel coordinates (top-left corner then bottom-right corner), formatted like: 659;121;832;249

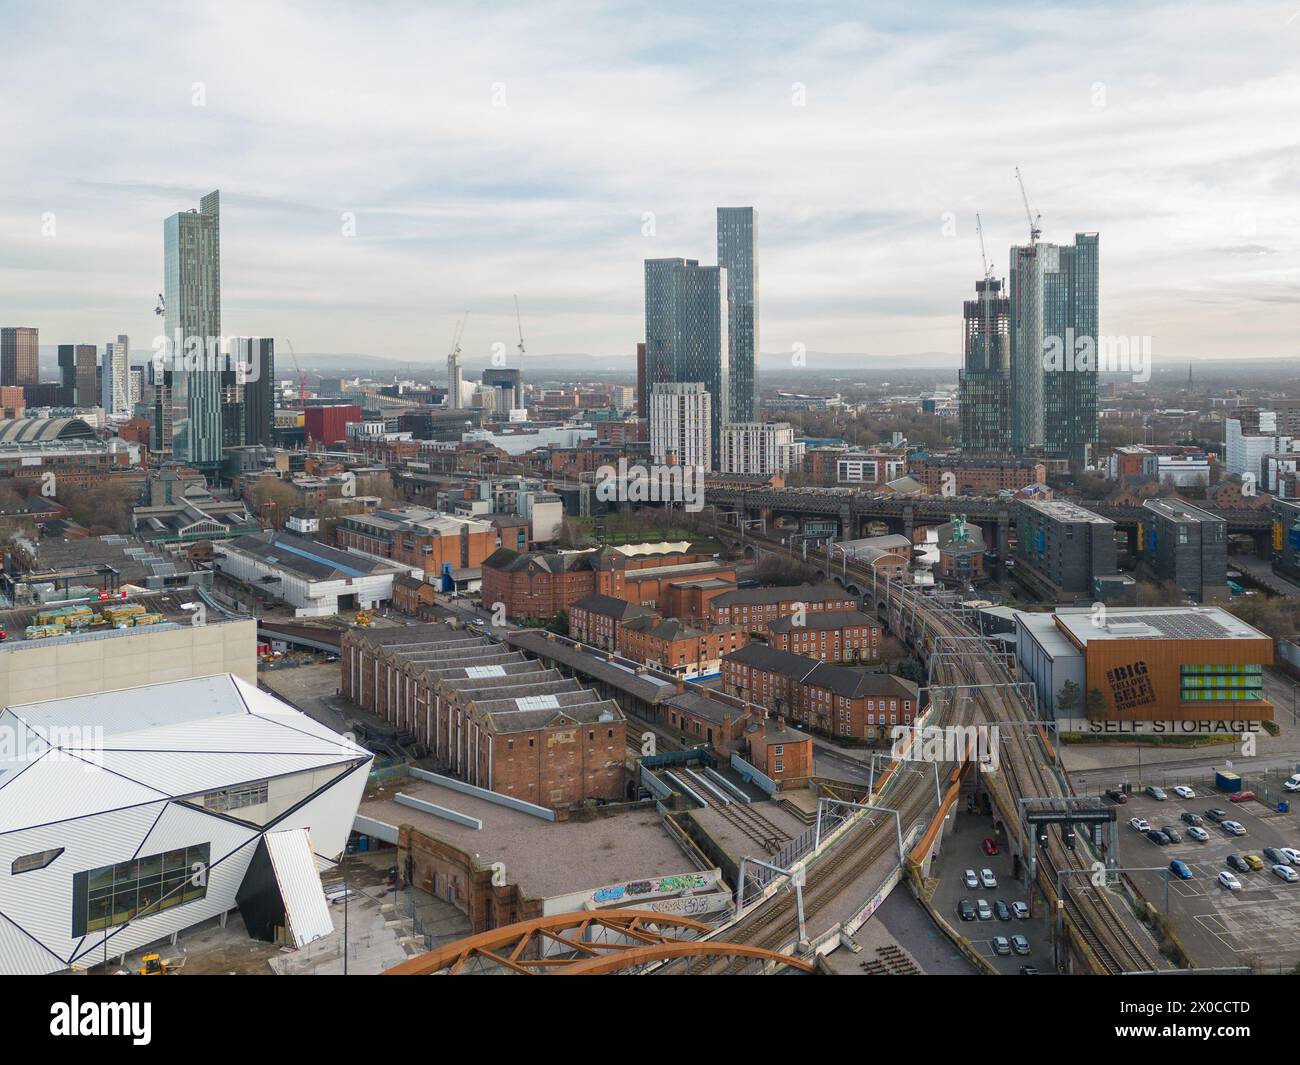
353;610;373;627
138;952;184;975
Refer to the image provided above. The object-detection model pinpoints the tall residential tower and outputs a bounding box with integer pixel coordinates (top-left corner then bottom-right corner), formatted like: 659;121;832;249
717;206;759;424
155;190;223;466
1008;232;1099;465
958;278;1011;453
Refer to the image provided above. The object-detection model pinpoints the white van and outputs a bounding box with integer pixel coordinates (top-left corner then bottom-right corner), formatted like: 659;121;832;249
1284;774;1300;792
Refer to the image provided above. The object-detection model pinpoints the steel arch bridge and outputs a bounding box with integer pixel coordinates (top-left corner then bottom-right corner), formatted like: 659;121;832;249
381;909;815;975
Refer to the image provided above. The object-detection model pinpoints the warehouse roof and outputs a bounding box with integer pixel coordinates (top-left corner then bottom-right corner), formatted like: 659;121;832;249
222;531;396;581
0;417;97;443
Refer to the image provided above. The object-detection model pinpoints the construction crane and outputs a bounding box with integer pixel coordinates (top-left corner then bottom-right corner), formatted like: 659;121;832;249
284;338;308;404
1014;166;1042;246
513;295;525;359
449;313;468;361
975;212;993;280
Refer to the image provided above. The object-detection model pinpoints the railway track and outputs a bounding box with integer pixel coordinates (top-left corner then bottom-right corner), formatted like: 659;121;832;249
686;526;1162;974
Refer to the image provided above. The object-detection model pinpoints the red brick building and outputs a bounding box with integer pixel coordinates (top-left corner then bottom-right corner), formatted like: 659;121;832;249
913;455;1046;495
342;624;628;809
708;584;858;635
568;593;658;652
721;644;920;743
768;609;880;662
336;506;498;580
745;717;814;787
483;544;734;621
618;616;747;678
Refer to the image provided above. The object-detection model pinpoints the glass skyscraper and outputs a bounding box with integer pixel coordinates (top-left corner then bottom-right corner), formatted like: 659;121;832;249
1008;232;1099;465
642;258;729;459
156;190;223;466
716;206;759;424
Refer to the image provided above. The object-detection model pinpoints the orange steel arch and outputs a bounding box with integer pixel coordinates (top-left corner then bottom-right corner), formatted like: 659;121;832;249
381;909;809;975
556;941;815;974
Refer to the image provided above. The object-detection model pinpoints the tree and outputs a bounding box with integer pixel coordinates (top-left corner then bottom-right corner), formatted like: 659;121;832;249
1056;680;1081;716
1085;687;1108;719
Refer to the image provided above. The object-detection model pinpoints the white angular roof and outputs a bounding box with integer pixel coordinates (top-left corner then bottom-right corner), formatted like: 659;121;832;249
0;674;369;834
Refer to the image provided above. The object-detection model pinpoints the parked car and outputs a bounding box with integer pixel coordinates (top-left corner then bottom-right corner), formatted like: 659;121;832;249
980;868;997;889
1218;871;1243;892
1181;812;1204;826
964;869;979;889
1129;817;1151;832
1019;964;1040;975
1010;934;1031;956
958;899;976;921
994;899;1011;921
976;899;992;920
1145;830;1169;846
1204;807;1229;823
1172;785;1196;799
1284;774;1300;793
1222;820;1247;836
1282;848;1300;865
1105;788;1128;804
1160;826;1181;844
1229;790;1256;803
1263;847;1288;866
1242;853;1264;871
1227;854;1251;873
1011;901;1030;920
1145;785;1168;801
981;837;999;856
1169;859;1193;880
1275;864;1300;883
1187;826;1210;842
992;936;1011;956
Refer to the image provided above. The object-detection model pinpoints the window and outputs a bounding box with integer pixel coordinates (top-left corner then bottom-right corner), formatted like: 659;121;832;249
202;780;268;812
74;842;211;936
772;744;784;756
12;847;64;875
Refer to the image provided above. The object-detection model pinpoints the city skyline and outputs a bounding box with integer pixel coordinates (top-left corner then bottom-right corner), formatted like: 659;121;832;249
1;3;1297;366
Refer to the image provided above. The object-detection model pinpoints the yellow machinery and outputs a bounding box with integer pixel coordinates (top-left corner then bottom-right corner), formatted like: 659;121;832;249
138;952;183;975
353;610;373;627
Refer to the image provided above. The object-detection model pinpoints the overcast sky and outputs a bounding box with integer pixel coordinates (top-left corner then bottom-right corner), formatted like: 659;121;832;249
0;1;1297;371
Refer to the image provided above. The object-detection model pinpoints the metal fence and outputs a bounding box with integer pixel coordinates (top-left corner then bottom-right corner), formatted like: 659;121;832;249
1072;764;1297;812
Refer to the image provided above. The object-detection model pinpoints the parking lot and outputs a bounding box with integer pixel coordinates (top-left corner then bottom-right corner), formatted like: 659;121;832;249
1115;784;1300;971
931;808;1055;974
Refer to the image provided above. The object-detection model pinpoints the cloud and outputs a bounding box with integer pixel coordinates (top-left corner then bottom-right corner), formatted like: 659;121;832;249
0;0;1296;363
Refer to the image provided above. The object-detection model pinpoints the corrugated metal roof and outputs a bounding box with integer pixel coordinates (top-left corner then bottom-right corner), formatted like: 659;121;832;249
265;828;334;947
0;754;168;834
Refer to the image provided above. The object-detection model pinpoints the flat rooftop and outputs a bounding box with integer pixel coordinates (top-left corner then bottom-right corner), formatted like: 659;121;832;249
1141;498;1225;524
1052;606;1270;645
1020;498;1114;525
359;778;689;900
